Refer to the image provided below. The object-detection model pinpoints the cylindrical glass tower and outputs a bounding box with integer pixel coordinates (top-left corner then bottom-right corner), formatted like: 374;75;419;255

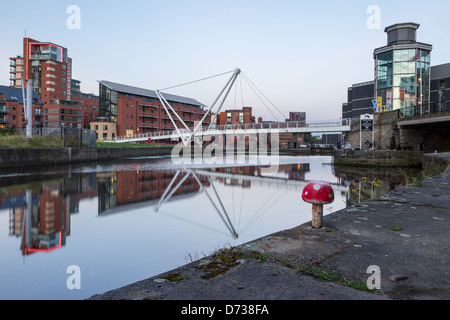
374;23;433;117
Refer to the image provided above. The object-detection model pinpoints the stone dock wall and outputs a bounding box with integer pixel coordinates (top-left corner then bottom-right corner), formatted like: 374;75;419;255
0;147;174;169
333;150;425;168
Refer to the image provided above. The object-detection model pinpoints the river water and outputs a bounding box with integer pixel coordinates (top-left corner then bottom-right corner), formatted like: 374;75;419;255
0;154;417;300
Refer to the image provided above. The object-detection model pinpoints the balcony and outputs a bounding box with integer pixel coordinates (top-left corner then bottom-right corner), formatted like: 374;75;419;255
0;118;10;124
30;54;52;61
0;108;11;114
139;115;158;119
140;104;159;108
35;109;44;117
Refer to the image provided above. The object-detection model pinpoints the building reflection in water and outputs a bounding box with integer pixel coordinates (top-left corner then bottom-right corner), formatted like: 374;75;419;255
1;162;328;257
1;174;97;256
96;164;312;215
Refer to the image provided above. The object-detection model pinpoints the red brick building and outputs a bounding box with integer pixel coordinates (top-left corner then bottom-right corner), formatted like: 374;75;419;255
9;38;99;129
71;79;99;129
214;107;255;128
96;81;211;139
10;38;72;104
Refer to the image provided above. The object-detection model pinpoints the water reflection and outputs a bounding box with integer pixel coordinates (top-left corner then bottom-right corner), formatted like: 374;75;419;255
4;174;97;256
1;160;341;257
334;165;422;205
0;156;419;299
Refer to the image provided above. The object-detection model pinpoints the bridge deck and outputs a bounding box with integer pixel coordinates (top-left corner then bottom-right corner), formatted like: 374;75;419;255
107;121;351;143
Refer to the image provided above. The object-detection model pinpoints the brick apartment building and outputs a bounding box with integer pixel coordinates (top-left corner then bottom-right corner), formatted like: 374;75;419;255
213;107;256;128
0;85;43;130
10;38;72;104
95;80;212;140
258;111;310;147
9;38;99;130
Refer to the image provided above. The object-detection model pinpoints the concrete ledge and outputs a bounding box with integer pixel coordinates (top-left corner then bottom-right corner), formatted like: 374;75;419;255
0;147;174;168
423;152;450;173
333;150;424;168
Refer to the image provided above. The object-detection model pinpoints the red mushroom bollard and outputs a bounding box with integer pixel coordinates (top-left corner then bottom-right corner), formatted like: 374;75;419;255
302;181;335;229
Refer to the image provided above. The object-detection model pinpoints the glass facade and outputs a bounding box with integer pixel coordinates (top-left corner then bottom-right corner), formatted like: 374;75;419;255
99;84;118;122
376;48;431;116
374;23;432;117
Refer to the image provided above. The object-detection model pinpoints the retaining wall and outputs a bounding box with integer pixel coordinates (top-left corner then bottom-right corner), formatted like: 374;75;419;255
422;153;450;173
333;150;424;167
0;147;174;168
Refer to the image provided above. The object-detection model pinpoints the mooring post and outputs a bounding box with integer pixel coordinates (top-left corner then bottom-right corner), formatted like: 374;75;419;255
302;181;335;229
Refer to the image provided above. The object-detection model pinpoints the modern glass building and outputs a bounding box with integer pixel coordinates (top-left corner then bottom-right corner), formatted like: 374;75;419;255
374;23;433;116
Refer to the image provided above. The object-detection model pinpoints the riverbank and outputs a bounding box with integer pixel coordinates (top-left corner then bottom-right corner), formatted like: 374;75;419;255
0;146;422;169
0;146;174;168
88;153;449;301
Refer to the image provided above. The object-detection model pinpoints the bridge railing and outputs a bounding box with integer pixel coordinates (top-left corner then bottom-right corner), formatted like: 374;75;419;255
104;119;351;143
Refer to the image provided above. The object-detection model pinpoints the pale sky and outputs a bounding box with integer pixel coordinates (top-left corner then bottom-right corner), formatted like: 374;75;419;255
1;0;449;121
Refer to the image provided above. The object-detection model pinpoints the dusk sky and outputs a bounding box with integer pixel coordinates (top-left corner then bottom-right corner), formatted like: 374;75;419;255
1;0;449;121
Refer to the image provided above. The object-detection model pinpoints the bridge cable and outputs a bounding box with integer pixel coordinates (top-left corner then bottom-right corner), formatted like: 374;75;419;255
239;187;284;235
241;72;288;121
240;75;245;108
233;78;238;109
241;74;279;121
158;70;235;92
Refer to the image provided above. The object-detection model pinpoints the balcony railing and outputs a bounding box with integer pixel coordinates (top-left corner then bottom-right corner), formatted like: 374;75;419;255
0;108;11;114
0;118;10;124
30;54;52;61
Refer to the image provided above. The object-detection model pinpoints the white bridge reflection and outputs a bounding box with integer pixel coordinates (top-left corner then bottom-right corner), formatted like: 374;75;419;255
155;169;348;240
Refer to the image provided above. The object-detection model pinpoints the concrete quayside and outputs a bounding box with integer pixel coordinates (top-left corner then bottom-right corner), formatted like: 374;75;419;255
88;152;450;300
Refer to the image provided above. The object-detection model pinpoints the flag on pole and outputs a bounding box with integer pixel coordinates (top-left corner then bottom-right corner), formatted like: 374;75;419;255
410;52;421;61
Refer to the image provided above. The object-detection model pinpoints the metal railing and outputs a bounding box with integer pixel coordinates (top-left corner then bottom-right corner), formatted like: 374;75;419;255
14;127;97;148
106;119;351;143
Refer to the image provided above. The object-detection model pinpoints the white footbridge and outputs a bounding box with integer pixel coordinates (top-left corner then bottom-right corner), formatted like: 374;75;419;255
108;120;350;144
102;68;351;144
